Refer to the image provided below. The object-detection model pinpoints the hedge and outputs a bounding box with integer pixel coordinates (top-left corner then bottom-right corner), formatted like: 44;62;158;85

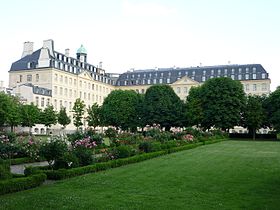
4;157;44;165
0;173;47;195
43;139;225;180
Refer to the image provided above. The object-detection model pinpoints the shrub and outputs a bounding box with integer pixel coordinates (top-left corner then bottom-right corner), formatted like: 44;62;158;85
0;173;46;195
0;159;11;180
39;136;68;166
20;137;41;160
160;140;178;150
6;132;17;143
73;147;94;166
115;145;135;158
105;128;117;139
67;131;85;143
184;127;203;137
139;142;162;153
53;152;79;169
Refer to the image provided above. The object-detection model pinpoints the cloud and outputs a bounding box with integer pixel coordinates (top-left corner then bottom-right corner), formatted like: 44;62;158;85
122;0;176;17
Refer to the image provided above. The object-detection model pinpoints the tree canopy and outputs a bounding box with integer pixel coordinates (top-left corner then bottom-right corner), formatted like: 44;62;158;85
72;98;85;129
57;107;71;129
144;85;185;131
265;86;280;132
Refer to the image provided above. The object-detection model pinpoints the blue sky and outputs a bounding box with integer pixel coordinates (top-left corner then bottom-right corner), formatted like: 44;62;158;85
1;0;279;90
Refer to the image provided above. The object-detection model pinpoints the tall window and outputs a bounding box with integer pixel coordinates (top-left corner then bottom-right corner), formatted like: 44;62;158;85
262;83;267;91
253;84;257;91
253;74;256;79
19;75;23;82
36;74;39;82
27;75;32;82
184;87;188;93
35;96;39;106
177;87;181;94
41;98;45;107
54;86;57;95
262;73;266;79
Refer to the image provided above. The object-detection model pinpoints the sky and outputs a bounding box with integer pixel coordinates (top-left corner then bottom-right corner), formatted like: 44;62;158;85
0;0;279;90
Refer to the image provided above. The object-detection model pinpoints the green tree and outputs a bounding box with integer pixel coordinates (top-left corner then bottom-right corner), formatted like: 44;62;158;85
40;105;57;133
265;86;280;132
101;90;141;131
144;85;184;131
87;103;101;130
57;107;71;129
20;103;40;133
200;77;246;131
185;86;203;128
0;93;21;132
72;98;85;130
243;95;264;140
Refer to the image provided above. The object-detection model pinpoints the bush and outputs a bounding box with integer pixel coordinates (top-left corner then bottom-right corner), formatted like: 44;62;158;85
105;128;117;139
115;145;135;158
139;142;162;153
0;173;46;195
53;152;79;169
67;131;85;143
73;147;94;166
6;132;17;143
0;159;11;180
160;140;178;150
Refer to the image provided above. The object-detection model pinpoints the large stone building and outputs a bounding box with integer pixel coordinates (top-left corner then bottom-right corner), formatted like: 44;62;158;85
9;39;271;133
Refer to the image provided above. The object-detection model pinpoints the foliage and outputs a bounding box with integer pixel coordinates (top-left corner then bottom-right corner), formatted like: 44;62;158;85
57;107;71;129
101;90;142;131
139;141;162;153
0;173;46;195
85;129;103;145
20;103;41;132
39;136;68;166
242;95;264;140
67;131;85;143
73;147;94;166
145;128;172;142
115;145;135;158
53;152;79;170
144;85;185;130
200;77;246;131
105;128;117;140
265;86;280;132
0;159;11;180
20;137;41;160
185;86;203;127
72;98;86;129
87;103;101;129
40;105;57;129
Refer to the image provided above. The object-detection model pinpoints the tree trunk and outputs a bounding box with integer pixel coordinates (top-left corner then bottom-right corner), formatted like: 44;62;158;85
253;128;256;140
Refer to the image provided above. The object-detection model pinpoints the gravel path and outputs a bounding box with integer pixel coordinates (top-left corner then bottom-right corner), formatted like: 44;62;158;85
10;161;49;174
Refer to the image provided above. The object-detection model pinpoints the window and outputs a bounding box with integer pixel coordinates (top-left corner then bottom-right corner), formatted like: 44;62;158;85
69;78;72;85
218;69;221;75
245;84;249;91
231;69;235;74
245;74;249;80
192;71;195;75
35;96;39;106
246;67;249;73
74;79;77;85
253;67;256;73
60;75;63;82
41;98;45;107
177;87;181;93
262;83;267;91
167;78;170;83
92;84;94;90
59;87;63;95
88;93;90;100
184;87;188;93
19;75;23;82
238;68;242;73
64;101;67;108
54;86;57;95
262;73;266;79
203;70;206;75
253;84;257;91
253;74;256;79
64;88;68;96
27;75;32;82
54;99;57;110
79;81;82;87
84;92;86;100
159;78;163;84
231;75;235;80
69;89;72;98
88;83;90;89
69;102;72;110
65;77;68;84
148;79;151;84
36;74;39;82
238;75;242;80
54;74;58;81
211;70;214;75
59;100;63;109
202;76;206;82
74;90;77;98
153;79;157;84
47;99;50;106
224;69;228;74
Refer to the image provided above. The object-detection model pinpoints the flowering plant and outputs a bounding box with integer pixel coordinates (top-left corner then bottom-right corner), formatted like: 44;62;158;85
182;134;194;142
73;137;97;149
20;137;41;160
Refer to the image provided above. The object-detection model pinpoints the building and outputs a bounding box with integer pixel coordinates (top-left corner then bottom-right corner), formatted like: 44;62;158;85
9;39;271;133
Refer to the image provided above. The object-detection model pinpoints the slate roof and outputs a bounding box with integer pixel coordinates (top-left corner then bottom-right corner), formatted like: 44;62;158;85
10;49;41;71
20;83;52;96
115;64;269;86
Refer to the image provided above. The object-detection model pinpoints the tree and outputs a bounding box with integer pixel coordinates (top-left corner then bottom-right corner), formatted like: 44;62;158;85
57;107;71;129
20;103;40;134
185;86;203;128
200;77;246;131
265;86;280;132
144;85;184;131
0;93;21;132
243;95;264;140
87;103;101;130
72;98;85;130
40;105;57;133
101;90;141;131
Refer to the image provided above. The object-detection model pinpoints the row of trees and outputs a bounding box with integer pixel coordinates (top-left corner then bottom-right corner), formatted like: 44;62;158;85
0;92;71;133
1;77;280;137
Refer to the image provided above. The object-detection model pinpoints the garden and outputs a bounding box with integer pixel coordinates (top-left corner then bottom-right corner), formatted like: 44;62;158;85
0;127;226;194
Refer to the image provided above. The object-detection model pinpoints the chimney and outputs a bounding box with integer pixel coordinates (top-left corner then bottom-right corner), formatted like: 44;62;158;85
65;48;70;57
43;39;54;57
21;41;34;58
99;61;103;69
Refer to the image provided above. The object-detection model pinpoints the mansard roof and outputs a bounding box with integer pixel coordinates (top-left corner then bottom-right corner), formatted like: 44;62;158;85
20;83;52;96
115;64;269;86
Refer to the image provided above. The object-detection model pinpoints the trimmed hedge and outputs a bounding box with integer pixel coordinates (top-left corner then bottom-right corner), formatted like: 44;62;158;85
43;139;225;180
0;173;47;195
5;157;44;165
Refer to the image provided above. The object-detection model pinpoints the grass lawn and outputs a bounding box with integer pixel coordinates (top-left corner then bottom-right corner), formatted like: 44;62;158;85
1;140;280;209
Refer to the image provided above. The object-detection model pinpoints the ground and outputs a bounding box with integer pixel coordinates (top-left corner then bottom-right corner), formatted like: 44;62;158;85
1;140;280;209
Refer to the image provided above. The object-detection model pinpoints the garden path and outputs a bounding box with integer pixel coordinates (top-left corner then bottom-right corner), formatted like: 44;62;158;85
10;161;48;174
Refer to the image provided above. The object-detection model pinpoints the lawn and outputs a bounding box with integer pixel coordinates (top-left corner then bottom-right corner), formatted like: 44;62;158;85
1;140;280;209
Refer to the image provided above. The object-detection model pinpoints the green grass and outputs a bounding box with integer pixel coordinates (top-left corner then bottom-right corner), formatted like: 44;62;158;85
1;141;280;209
